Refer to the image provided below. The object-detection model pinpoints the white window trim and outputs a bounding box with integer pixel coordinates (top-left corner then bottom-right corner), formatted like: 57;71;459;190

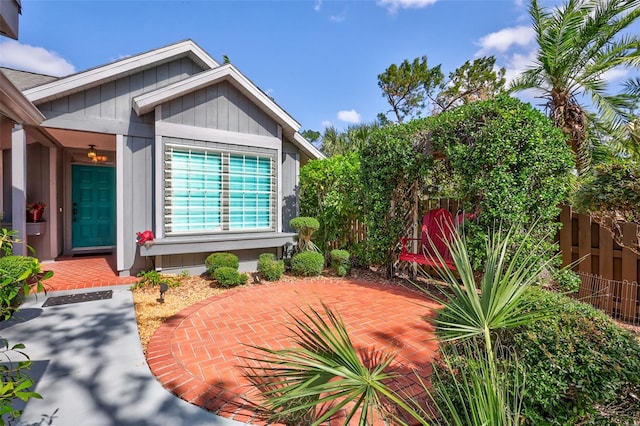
154;105;283;239
162;140;278;237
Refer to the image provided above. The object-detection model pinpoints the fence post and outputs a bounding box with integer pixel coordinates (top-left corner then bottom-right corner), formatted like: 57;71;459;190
598;217;614;281
559;205;572;268
578;213;592;274
620;223;639;321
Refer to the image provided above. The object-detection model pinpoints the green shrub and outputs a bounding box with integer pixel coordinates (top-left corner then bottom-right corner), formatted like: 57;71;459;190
213;267;248;288
429;96;574;270
289;217;320;233
551;268;581;294
257;253;284;281
0;256;42;317
205;252;239;275
132;270;180;290
330;249;351;277
289;217;321;253
573;160;640;223
291;252;324;276
0;256;39;283
0;339;42;422
497;288;640;425
299;153;366;259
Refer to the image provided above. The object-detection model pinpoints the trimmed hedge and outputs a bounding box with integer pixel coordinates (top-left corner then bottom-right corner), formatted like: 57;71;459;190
330;249;351;277
291;252;324;276
289;217;320;233
499;288;640;424
257;253;285;281
213;267;248;288
205;252;239;275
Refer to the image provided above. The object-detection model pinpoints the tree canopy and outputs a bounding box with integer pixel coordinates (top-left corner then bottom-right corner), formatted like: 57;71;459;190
510;0;640;172
377;56;443;123
378;55;506;122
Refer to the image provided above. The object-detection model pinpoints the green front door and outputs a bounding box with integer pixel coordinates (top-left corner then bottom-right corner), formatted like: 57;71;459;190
72;165;116;248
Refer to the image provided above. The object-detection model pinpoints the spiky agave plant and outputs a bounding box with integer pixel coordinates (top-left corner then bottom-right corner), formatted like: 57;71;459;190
241;302;428;425
424;224;558;359
408;224;559;425
422;340;524;426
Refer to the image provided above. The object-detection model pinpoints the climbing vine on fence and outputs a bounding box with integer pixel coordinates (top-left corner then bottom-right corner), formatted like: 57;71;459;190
360;121;436;266
429;95;575;267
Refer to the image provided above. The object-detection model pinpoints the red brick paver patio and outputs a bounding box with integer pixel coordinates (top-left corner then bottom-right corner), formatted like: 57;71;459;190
40;255;138;291
147;278;440;424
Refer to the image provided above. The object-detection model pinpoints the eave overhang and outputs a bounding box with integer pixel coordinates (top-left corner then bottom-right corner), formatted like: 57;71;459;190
0;71;45;125
24;40;218;104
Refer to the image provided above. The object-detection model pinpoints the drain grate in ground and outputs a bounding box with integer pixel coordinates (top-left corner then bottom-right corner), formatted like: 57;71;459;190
43;290;113;307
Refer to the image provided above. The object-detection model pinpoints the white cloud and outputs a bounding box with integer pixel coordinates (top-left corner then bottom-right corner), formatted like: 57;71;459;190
314;0;322;11
337;109;361;124
601;67;629;82
321;120;333;129
503;50;538;84
377;0;437;13
330;13;346;23
0;40;75;77
475;26;536;56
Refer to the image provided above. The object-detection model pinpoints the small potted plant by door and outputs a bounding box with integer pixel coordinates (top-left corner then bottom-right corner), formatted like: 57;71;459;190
26;202;47;223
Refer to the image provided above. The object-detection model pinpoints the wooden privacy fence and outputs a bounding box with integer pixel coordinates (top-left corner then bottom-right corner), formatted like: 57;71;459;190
558;205;640;324
558;205;639;284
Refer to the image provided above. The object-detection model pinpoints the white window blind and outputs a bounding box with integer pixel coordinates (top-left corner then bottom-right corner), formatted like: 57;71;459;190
164;144;275;235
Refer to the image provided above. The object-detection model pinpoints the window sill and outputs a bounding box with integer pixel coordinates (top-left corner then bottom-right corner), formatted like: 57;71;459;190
139;231;296;256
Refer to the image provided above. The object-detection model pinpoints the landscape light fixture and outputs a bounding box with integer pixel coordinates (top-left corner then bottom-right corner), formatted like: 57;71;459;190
159;283;169;304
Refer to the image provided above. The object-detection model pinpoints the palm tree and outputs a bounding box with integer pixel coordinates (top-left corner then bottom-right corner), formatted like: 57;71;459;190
510;0;640;172
320;123;380;157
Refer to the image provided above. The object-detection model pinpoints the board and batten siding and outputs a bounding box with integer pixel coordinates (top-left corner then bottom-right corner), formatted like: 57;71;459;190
282;140;300;232
120;135;154;274
160;80;279;137
160;248;277;275
35;58;205;137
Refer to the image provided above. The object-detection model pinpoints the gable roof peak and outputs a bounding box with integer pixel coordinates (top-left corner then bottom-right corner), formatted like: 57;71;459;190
24;39;219;104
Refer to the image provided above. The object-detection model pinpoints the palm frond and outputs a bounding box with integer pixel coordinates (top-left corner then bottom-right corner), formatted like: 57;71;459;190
421;224;558;355
241;302;428;425
512;0;640;172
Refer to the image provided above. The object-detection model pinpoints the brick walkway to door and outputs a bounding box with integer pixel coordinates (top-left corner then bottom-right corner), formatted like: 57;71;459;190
40;255;138;291
147;278;440;424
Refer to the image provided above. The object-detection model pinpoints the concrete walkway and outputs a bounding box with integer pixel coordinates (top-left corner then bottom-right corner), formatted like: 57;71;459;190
0;285;244;426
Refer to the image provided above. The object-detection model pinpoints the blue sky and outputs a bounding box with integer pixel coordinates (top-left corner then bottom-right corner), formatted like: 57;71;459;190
1;0;638;132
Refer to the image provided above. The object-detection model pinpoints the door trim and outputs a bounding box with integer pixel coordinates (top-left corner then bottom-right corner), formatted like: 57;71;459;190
66;160;116;254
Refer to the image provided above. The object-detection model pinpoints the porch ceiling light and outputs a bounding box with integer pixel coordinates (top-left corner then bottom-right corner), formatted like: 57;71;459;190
87;145;97;160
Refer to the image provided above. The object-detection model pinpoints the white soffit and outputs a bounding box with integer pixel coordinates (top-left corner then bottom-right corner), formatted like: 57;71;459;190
132;64;301;132
24;40;219;104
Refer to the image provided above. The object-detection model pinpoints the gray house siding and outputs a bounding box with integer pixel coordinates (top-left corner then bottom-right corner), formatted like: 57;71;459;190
121;135;154;274
137;88;301;274
161;81;279;137
35;58;205;136
160;248;277;275
282;140;300;233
